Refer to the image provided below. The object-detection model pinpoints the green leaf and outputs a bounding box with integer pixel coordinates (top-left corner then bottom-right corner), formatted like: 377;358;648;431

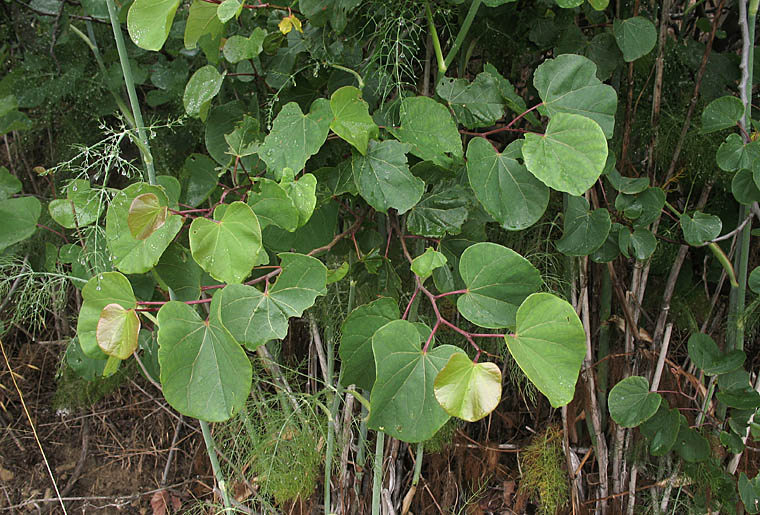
411;248;447;280
533;54;617;138
153;243;203;302
0;166;21;200
615;187;666;227
77;272;136;358
406;184;469;238
674;421;710;462
0;196;38;251
749;266;760;294
158;301;251;422
223;29;266;63
96;303;140;360
556;195;611;256
339;297;399;391
640;403;680;456
367;320;465;442
588;0;609;10
436;72;506;129
180;154;218;208
247;179;299;231
189;201;263;284
217;0;241;22
688;333;745;375
329;86;379;155
605;168;649;194
224;115;262;158
522;112;608;196
458;242;543;329
127;0;180;51
720;430;745;454
717;389;760;409
127;193;167;240
216;253;327;350
608;376;662;427
390;96;463;168
483;64;540;126
466;138;549;231
65;338;108;381
740;473;760;514
701;95;744;133
434;353;502;422
183;65;223;118
716;134;760;172
680;211;722;246
185;0;224;50
106;183;183;275
614;16;657;62
504;293;586;407
629;228;657;260
326;262;349;284
732;169;760;205
556;0;583;6
259;99;332;175
283;173;317;227
48;179;103;229
352;140;424;214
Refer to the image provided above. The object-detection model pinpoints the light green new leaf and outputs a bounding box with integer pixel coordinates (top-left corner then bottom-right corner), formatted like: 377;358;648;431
259;99;332;175
680;211;722;246
96;303;140;360
217;0;241;22
588;0;609;10
127;0;180;51
533;54;617;138
158;301;251;422
614;16;657;62
330;86;379;155
128;193;168;240
608;376;662;427
77;272;136;358
48;179;102;229
390;96;463;168
406;184;469;238
436;72;506;129
556;195;611;256
466;138;548;231
153;243;203;302
522;113;608;196
701;96;744;133
411;248;447;280
216;253;327;350
368;320;465;442
458;242;543;329
106;183;183;275
556;0;583;6
189;201;263;284
504;293;585;407
185;0;224;49
247;179;299;231
434;353;502;422
0;198;39;252
352;140;424;214
0;167;21;200
184;65;224;118
223;28;266;63
339;298;399;391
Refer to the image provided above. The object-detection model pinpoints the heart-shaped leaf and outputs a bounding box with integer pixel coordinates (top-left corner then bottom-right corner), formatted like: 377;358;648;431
716;133;760;172
533;54;617;138
96;303;140;359
330;86;378;155
739;473;760;514
466;138;549;231
406;184;469;238
411;248;447;280
352;140;424;214
680;211;722;246
608;376;662;427
701;95;744;133
457;242;543;329
613;17;657;62
128;193;168;240
127;0;181;51
77;272;137;358
434;353;502;422
189;201;263;284
688;332;745;375
158;301;251;422
522;113;608;196
732;169;760;205
339;297;399;391
283;173;317;227
106;183;183;275
390;96;463;168
185;0;224;50
216;253;327;349
258;99;332;175
367;320;465;442
247;179;299;231
556;195;611;256
504;293;586;407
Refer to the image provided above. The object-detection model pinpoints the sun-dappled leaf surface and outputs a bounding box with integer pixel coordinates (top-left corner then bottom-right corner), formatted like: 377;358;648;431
434;354;502;422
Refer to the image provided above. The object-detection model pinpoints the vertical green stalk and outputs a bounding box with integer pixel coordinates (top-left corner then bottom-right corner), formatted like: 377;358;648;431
200;420;231;511
105;0;156;185
727;0;757;352
443;0;482;70
412;442;424;486
372;431;385;515
425;2;446;75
